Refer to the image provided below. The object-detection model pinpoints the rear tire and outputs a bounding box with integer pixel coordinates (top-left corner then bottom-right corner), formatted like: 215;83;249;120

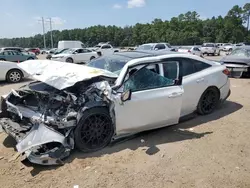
27;57;34;60
0;58;6;61
197;87;220;115
6;69;23;83
74;107;114;152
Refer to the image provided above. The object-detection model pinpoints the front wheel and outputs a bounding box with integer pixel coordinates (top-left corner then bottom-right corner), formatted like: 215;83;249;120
197;87;220;115
90;56;95;61
74;107;114;152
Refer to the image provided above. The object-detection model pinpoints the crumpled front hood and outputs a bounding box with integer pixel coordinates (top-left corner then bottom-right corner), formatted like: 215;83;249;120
17;60;118;90
221;55;250;65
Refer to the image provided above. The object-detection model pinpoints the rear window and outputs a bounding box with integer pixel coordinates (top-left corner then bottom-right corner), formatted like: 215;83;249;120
202;44;215;47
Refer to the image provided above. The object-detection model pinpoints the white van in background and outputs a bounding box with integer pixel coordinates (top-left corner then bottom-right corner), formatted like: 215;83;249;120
58;41;85;49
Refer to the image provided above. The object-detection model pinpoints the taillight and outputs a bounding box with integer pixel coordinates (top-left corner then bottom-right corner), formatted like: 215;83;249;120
223;69;230;76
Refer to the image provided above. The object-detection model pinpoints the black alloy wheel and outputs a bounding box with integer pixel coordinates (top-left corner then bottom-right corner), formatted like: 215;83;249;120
74;107;114;152
197;88;219;115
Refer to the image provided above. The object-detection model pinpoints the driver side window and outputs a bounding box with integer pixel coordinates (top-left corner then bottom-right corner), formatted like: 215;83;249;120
124;64;175;92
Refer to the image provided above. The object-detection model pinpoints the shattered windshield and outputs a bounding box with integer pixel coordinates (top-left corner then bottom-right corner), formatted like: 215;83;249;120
87;56;130;74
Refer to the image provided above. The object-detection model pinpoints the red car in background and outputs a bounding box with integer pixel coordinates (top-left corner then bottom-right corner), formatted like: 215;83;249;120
27;48;40;55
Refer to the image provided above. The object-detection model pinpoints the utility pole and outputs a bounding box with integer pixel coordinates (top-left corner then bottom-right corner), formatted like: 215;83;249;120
37;17;46;48
247;10;250;33
46;18;54;48
41;17;46;49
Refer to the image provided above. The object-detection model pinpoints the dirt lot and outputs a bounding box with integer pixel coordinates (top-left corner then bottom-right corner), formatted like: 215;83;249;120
0;55;250;188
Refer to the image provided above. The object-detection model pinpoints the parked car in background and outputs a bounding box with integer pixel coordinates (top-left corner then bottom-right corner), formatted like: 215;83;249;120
177;46;203;57
46;48;69;59
27;48;40;55
0;50;37;62
47;48;57;54
201;43;220;56
0;60;28;82
1;47;35;56
40;48;50;54
87;43;119;56
51;48;98;63
136;43;175;52
220;46;250;78
235;42;250;47
222;43;234;52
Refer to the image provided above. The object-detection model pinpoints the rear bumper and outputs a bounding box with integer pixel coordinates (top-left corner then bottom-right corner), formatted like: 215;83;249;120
219;79;231;102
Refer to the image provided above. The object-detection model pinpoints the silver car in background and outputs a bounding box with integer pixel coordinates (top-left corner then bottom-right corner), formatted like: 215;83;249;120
220;46;250;78
177;46;203;57
201;43;220;56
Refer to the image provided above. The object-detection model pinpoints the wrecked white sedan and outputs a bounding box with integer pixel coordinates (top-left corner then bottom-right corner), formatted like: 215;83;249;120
0;53;230;165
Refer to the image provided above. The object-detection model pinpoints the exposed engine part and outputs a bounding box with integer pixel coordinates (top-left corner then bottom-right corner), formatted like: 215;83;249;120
0;79;114;165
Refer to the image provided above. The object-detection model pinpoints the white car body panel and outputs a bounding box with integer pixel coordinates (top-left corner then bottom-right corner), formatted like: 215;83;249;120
181;62;229;116
114;86;183;135
178;47;202;57
0;60;28;81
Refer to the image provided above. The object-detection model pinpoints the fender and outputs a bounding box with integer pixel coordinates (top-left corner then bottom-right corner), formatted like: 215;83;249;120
76;101;109;122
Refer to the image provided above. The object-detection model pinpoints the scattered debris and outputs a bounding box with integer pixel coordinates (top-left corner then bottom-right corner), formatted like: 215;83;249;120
8;152;21;162
84;166;91;170
20;166;25;171
141;139;145;143
161;154;165;158
189;128;194;131
236;167;240;170
73;185;79;188
0;156;4;160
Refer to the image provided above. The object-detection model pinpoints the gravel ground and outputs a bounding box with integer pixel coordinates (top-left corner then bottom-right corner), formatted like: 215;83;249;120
0;55;250;188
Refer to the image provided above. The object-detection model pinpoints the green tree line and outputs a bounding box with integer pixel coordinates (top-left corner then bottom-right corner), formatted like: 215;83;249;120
0;3;250;48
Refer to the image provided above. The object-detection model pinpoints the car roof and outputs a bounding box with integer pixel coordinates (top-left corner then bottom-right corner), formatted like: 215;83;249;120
110;50;177;59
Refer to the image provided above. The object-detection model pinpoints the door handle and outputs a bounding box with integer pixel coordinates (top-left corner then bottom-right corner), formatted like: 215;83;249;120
196;78;204;83
168;92;183;98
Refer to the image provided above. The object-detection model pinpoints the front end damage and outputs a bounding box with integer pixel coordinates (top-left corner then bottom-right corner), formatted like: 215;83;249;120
0;78;115;165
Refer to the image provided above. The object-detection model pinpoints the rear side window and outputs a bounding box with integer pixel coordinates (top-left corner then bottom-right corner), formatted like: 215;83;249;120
193;60;211;71
155;44;166;50
181;58;211;76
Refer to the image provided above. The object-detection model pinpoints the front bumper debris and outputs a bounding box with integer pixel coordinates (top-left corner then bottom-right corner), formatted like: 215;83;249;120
0;118;73;165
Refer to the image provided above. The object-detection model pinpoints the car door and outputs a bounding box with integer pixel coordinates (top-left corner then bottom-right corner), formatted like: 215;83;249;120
73;49;84;63
171;58;211;116
193;47;201;56
114;61;183;135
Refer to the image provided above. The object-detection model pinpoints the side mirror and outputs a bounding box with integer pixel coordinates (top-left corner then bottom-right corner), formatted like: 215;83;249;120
121;89;132;102
155;48;159;51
